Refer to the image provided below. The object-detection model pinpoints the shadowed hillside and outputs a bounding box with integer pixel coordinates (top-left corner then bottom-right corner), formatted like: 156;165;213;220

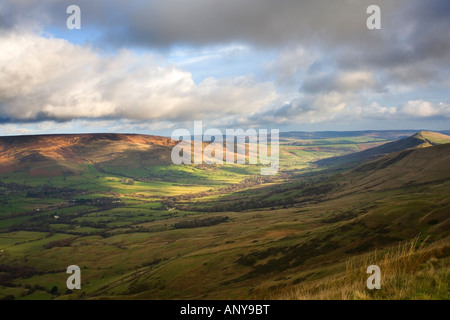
340;142;450;190
316;131;450;167
280;130;419;140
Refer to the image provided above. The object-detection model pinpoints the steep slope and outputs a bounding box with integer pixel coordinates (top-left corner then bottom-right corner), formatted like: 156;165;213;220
316;131;450;167
337;143;450;192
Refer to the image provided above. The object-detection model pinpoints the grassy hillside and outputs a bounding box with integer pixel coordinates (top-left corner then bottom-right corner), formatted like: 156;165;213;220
418;131;450;145
0;134;176;177
273;236;450;299
0;131;448;300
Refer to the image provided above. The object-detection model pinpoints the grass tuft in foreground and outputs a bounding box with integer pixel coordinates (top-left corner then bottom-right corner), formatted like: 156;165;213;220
273;236;450;300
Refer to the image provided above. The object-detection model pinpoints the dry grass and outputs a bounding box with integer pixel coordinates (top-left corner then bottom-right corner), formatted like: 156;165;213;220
272;236;450;300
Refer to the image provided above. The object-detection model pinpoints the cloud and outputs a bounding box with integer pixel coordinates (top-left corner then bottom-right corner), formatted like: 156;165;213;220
264;46;317;85
0;0;392;46
336;0;450;86
0;0;449;133
0;124;34;135
401;100;450;118
302;71;379;94
0;31;278;124
250;91;363;126
249;94;450;127
3;1;450;85
359;102;397;120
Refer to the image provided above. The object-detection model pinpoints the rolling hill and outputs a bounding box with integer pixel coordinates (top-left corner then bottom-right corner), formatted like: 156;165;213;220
316;131;450;167
0;134;175;176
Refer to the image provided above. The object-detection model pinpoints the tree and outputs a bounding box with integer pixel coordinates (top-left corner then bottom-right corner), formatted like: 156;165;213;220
50;285;58;295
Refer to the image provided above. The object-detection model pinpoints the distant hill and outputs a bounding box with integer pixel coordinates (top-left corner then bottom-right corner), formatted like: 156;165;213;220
281;130;421;140
316;131;450;167
0;133;175;176
1;130;448;177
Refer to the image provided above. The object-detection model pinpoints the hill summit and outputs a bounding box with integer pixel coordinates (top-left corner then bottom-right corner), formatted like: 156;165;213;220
413;131;450;145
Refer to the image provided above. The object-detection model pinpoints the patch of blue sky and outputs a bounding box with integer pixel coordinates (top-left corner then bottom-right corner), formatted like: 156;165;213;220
167;44;278;83
41;26;101;45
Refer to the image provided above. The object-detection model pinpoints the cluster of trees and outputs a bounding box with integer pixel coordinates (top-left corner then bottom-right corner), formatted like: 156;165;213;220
174;216;228;229
0;181;80;199
26;186;80;199
72;197;121;207
0;264;39;285
43;237;77;249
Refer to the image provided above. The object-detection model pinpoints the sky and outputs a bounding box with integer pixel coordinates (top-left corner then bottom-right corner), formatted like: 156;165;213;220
0;0;449;136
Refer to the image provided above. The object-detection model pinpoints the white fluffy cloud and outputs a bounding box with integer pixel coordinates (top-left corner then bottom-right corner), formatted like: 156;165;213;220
401;100;450;118
0;31;278;124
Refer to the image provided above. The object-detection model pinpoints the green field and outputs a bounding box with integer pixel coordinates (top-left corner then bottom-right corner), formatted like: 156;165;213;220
0;132;449;300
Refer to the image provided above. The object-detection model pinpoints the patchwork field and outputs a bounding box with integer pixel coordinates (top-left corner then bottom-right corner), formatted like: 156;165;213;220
0;131;449;300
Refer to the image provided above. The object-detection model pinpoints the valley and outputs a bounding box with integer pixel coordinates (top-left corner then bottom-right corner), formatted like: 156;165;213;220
0;130;449;300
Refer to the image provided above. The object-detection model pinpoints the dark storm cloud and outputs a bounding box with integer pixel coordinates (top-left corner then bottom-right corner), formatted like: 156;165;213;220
3;1;448;73
335;0;450;84
0;0;396;46
301;71;381;94
3;1;449;75
99;0;383;48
